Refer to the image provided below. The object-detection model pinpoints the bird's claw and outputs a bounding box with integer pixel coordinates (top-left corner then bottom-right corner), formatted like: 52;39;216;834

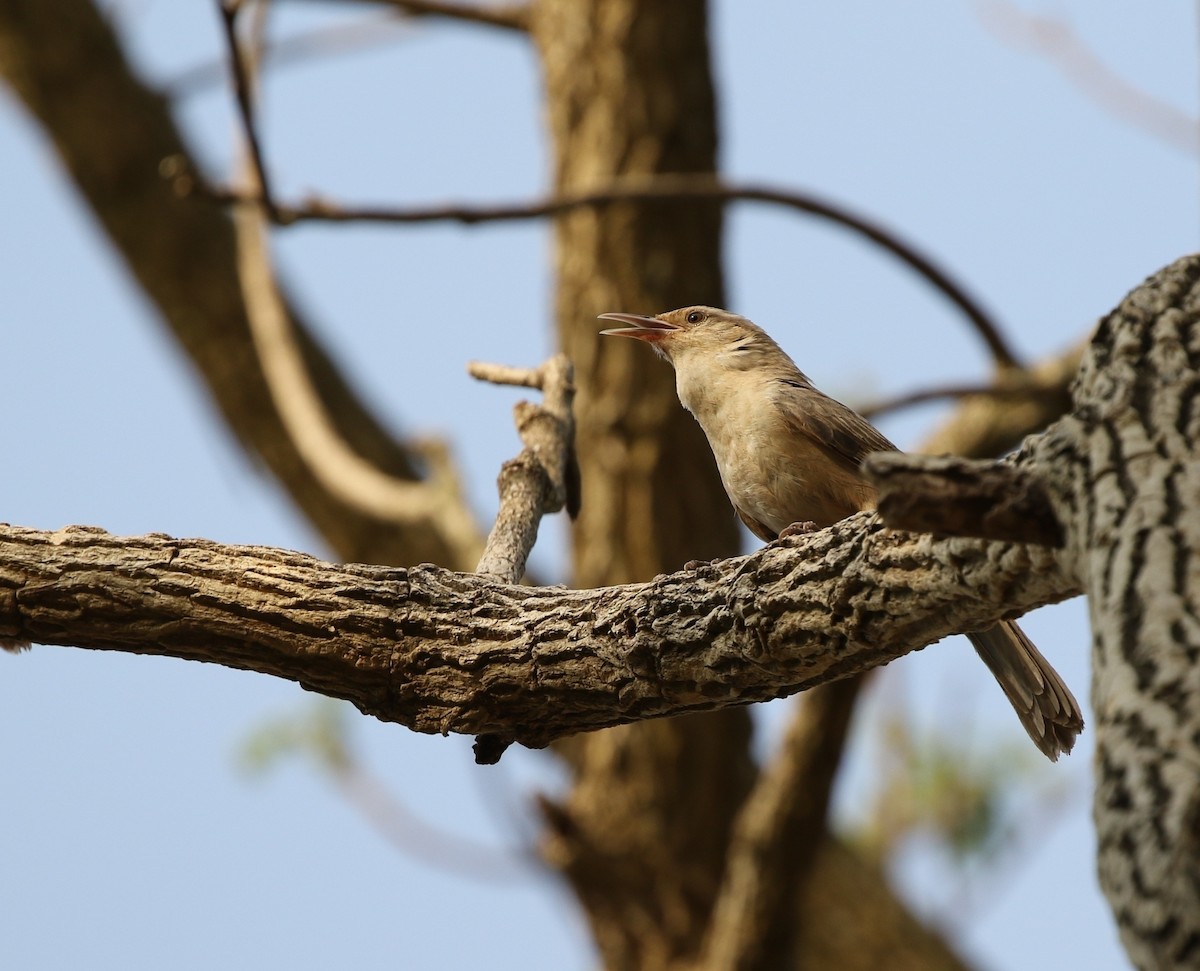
777;521;818;540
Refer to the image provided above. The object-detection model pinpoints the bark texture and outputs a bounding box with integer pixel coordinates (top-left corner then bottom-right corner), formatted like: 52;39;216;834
866;255;1200;971
0;518;1077;749
1051;257;1200;971
866;452;1065;548
470;355;579;583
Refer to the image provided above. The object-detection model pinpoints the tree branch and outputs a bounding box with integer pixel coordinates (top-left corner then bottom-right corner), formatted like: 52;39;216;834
920;339;1085;458
1035;254;1200;969
311;0;531;32
702;677;863;971
864;452;1065;548
216;0;278;217
978;0;1200;157
469;355;579;583
856;253;1200;970
231;201;482;557
857;377;1065;421
0;519;1079;761
193;175;1018;369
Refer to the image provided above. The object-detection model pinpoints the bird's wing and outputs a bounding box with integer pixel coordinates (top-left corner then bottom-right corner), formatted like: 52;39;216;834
775;379;897;475
736;505;779;542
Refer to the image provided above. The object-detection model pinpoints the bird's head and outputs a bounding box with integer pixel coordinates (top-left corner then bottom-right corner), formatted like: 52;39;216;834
599;305;791;373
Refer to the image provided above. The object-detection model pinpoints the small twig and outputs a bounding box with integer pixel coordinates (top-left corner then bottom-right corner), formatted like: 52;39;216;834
470;355;578;583
196;175;1017;370
857;378;1054;420
467;361;548;390
217;0;278;218
863;452;1065;548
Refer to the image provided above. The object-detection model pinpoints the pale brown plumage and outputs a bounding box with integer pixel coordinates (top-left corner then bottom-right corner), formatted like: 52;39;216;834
600;305;1083;760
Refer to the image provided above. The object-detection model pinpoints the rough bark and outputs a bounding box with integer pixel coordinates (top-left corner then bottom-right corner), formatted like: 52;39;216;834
0;515;1078;749
470;355;579;583
1046;257;1200;971
866;255;1200;971
0;0;480;569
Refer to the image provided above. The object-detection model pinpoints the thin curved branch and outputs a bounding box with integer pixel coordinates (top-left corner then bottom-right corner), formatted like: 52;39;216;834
0;0;481;569
232;201;483;558
221;8;478;546
195;175;1019;369
168;13;413;98
978;0;1200;157
857;379;1061;420
920;339;1085;458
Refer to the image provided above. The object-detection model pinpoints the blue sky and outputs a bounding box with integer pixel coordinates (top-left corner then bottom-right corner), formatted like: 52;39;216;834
1;2;1196;968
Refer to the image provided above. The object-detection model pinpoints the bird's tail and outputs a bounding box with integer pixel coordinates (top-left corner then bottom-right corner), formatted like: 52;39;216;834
968;621;1084;761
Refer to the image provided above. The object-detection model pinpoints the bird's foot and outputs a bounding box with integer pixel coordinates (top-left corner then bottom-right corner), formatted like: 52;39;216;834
777;521;818;540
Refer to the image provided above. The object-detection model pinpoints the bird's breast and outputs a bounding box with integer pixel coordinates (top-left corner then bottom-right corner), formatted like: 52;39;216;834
687;390;874;534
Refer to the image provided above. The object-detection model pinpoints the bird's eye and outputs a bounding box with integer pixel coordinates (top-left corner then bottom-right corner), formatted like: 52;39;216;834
686;310;704;324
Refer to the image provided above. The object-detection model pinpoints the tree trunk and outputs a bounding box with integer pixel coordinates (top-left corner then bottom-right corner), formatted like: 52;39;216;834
529;2;970;968
530;4;753;965
1064;257;1200;971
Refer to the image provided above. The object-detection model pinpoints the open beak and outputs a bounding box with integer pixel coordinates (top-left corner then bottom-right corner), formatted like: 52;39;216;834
598;312;680;342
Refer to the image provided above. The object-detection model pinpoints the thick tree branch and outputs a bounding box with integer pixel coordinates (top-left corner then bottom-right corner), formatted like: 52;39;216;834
196;176;1016;369
1037;255;1200;970
0;519;1078;760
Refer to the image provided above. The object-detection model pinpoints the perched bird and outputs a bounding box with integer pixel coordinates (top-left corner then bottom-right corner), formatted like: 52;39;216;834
600;305;1083;760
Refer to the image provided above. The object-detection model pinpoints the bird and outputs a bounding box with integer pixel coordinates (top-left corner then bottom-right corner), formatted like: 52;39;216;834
599;305;1083;761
